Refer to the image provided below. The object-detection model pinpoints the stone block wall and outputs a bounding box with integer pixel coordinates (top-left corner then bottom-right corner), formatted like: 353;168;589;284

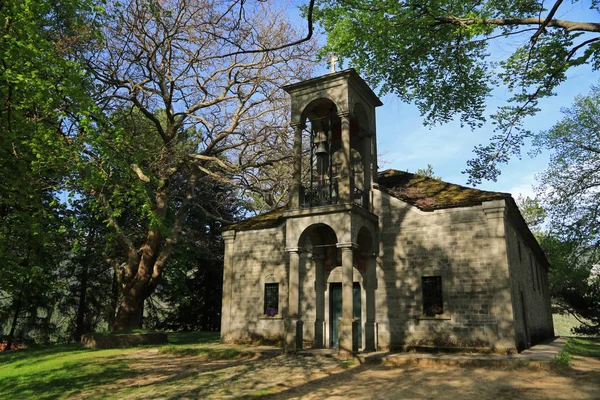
221;226;288;342
504;216;554;350
372;191;517;351
221;191;551;353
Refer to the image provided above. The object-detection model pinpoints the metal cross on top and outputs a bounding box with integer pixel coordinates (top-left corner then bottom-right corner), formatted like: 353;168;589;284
327;53;339;73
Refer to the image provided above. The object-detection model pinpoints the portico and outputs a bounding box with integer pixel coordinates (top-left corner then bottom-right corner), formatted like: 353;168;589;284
283;203;378;353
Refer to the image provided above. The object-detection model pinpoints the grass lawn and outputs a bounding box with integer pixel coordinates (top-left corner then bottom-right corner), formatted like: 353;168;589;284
0;331;222;400
563;337;600;358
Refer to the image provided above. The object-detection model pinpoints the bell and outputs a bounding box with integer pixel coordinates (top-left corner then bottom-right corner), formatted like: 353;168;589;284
316;141;328;156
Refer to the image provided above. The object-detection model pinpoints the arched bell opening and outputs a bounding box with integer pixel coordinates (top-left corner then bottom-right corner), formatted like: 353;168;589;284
300;99;341;207
350;103;371;208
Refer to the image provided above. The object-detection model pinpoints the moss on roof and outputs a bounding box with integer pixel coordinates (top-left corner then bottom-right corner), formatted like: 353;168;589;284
378;169;509;211
227;170;510;232
225;207;285;231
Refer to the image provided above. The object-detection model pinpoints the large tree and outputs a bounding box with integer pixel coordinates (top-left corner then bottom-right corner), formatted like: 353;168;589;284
535;84;600;266
311;0;600;183
147;178;238;332
80;0;317;330
1;0;100;348
534;84;600;334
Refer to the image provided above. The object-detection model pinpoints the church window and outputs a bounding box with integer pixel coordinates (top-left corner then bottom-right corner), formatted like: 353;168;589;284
422;276;443;316
264;283;279;316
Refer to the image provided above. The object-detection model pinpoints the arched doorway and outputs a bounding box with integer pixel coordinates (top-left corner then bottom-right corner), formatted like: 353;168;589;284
298;223;338;348
294;223;376;351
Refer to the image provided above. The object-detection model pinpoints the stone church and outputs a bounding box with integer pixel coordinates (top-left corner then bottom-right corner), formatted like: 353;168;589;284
220;69;554;353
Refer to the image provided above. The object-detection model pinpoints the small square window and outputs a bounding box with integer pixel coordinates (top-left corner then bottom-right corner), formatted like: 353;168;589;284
264;283;279;316
422;276;443;316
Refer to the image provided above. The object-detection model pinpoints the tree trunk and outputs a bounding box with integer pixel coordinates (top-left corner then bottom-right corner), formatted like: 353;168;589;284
74;262;89;342
74;229;95;341
107;268;120;330
112;284;146;331
4;298;21;352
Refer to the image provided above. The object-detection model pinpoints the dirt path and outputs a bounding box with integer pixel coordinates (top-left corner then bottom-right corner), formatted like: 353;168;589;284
263;356;600;400
73;348;600;399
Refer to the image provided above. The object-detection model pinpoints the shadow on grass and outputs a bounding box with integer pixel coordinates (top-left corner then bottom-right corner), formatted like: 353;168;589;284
563;337;600;358
0;355;134;400
167;331;220;345
158;346;243;359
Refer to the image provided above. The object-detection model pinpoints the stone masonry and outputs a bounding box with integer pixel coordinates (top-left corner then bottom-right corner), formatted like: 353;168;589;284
220;69;554;353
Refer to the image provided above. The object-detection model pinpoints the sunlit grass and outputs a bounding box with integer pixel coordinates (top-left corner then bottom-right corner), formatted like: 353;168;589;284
0;331;222;400
563;337;600;358
0;345;137;400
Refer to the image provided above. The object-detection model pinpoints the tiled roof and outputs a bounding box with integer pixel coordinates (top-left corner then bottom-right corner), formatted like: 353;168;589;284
377;169;510;211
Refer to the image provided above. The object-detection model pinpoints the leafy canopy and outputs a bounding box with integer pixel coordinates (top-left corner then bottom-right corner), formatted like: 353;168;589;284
312;0;600;184
535;83;600;268
534;83;600;335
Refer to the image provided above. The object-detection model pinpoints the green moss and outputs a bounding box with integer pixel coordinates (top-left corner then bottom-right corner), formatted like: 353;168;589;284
225;207;285;231
378;169;509;210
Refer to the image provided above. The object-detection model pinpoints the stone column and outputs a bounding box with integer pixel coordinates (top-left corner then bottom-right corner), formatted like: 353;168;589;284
290;123;304;209
338;113;351;204
313;254;325;348
364;253;378;351
220;230;236;340
338;242;356;352
285;247;303;352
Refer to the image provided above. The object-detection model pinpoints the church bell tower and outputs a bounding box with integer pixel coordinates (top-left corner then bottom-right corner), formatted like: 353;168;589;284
283;69;382;210
281;69;382;354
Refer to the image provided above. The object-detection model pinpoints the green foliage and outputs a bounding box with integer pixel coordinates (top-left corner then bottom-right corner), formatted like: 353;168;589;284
552;349;572;368
415;164;441;180
313;0;600;183
535;85;600;257
77;0;316;331
0;0;102;345
538;233;600;336
534;83;600;336
516;195;546;233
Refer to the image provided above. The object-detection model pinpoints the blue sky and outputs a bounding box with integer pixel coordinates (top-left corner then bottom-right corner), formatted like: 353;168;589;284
286;1;600;199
